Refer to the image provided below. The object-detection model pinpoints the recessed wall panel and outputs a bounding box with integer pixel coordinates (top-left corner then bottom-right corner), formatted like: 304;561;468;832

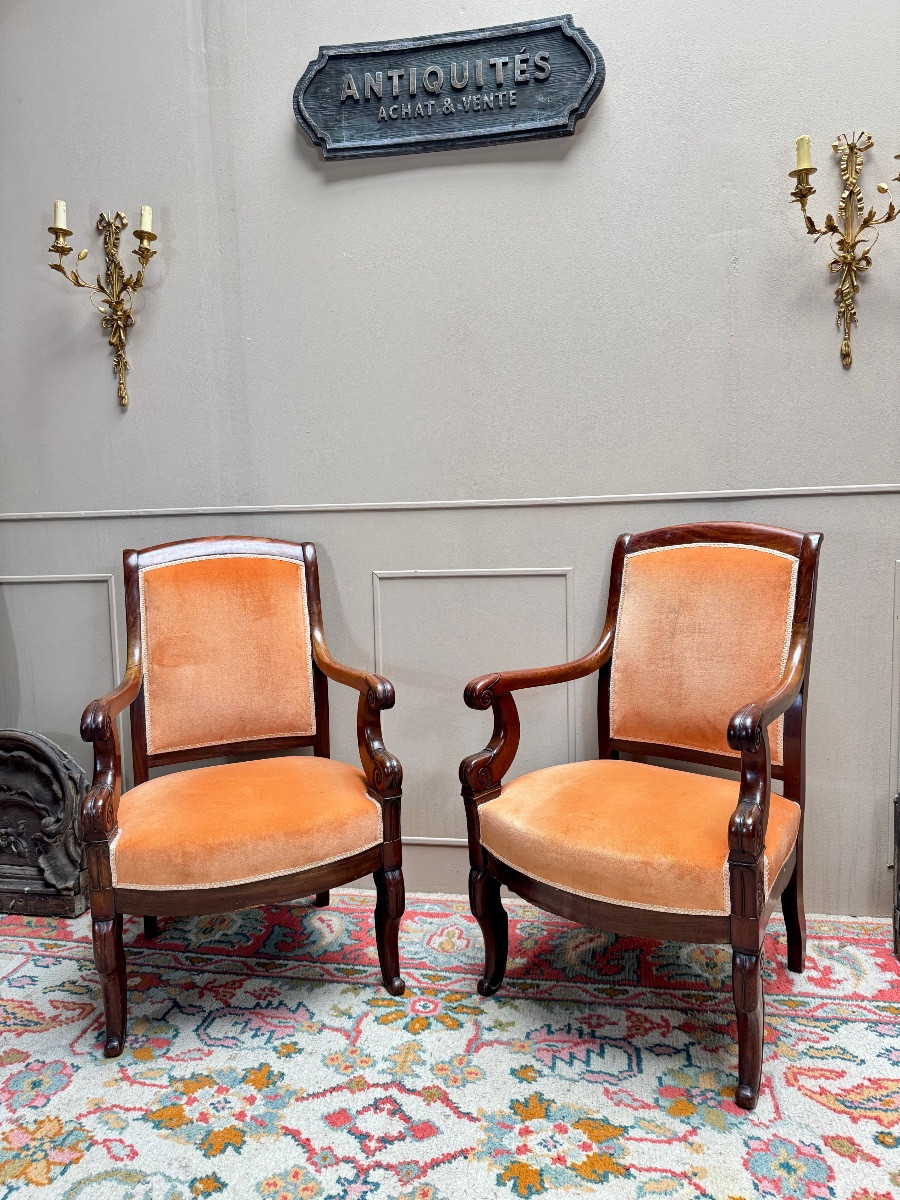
375;570;573;841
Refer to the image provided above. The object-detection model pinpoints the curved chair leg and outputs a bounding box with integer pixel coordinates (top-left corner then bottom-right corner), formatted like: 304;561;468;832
732;949;764;1110
314;891;330;908
780;857;806;974
469;867;508;996
92;913;127;1058
143;916;159;939
374;868;405;996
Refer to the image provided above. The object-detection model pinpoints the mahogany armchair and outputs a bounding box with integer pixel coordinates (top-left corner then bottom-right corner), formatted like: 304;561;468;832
461;522;821;1110
81;536;404;1057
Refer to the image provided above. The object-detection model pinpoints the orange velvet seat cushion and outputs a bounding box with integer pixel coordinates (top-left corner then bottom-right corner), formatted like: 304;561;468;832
110;757;381;890
479;760;800;916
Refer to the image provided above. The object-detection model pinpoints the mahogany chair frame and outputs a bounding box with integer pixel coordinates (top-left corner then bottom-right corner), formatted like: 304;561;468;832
81;535;405;1058
460;522;822;1110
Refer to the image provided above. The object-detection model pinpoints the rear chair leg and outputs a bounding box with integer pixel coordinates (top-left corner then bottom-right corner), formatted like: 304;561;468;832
92;913;127;1058
143;916;159;938
374;868;405;996
313;891;330;908
780;858;806;973
469;867;508;996
732;949;764;1110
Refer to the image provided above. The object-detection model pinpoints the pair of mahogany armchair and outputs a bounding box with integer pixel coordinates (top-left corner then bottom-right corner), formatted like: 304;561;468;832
82;522;820;1112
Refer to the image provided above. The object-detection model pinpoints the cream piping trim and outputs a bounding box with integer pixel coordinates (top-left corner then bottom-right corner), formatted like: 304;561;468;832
609;542;799;765
139;553;316;755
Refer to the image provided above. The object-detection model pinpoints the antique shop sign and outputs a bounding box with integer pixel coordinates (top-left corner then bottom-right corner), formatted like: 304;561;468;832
293;16;604;160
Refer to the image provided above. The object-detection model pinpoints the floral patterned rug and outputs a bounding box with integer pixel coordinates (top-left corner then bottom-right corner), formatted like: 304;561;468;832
0;890;898;1198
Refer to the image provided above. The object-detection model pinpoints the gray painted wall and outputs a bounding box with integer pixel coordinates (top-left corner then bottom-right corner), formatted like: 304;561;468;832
1;1;898;914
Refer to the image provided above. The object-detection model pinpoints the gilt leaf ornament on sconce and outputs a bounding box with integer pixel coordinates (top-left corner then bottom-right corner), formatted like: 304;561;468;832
789;132;897;367
47;204;158;408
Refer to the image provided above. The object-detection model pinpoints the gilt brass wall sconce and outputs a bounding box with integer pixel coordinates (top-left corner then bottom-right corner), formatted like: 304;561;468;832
789;133;898;367
47;203;158;407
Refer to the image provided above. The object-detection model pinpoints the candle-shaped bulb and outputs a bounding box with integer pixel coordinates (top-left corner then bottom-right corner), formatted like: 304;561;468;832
139;206;152;233
53;199;67;229
796;136;812;171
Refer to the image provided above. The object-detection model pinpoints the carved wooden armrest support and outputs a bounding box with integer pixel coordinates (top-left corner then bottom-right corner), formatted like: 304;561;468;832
728;777;769;860
82;782;118;845
461;629;613;802
311;635;401;800
726;637;807;861
80;664;141;849
358;702;402;801
460;693;521;800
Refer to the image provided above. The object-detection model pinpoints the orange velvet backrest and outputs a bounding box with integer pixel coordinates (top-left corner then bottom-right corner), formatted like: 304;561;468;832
137;551;316;756
608;541;798;765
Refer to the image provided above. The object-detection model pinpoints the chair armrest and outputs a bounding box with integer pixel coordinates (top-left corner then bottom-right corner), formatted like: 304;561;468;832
463;624;615;711
81;663;143;744
460;624;614;800
460;693;521;801
311;632;401;800
727;634;806;755
80;663;142;845
727;633;807;860
312;632;395;710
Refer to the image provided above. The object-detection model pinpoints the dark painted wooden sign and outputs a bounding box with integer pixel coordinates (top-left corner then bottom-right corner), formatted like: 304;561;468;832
293;16;604;160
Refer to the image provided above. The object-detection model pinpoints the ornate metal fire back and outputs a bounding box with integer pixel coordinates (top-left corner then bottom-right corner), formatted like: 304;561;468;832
0;730;88;916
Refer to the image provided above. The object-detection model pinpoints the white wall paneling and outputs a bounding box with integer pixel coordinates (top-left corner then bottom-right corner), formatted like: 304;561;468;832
0;492;896;913
373;569;575;845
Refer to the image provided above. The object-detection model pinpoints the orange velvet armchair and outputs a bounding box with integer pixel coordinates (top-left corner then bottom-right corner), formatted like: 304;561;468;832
460;522;821;1110
81;536;405;1057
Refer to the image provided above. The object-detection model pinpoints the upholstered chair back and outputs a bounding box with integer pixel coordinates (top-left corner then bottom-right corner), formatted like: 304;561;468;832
609;540;798;765
133;546;316;758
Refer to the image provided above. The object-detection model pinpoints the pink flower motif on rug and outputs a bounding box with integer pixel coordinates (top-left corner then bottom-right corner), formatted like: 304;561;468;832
743;1135;834;1197
0;1059;73;1111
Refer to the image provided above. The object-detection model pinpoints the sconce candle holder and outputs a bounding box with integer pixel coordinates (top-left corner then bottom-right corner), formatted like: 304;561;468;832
47;207;157;407
789;132;897;367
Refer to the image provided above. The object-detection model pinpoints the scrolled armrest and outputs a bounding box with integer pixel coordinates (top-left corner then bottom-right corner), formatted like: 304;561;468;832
727;636;805;754
461;626;613;799
80;663;141;848
311;631;401;799
365;676;395;711
464;625;614;711
726;635;808;862
727;703;768;754
459;692;521;800
80;664;142;744
312;634;395;711
356;697;402;802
